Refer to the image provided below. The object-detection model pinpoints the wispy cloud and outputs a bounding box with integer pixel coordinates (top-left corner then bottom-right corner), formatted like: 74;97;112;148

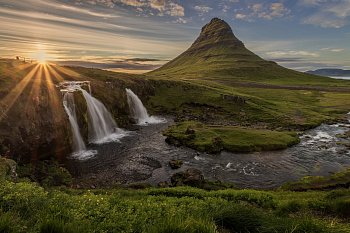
301;0;350;28
235;2;290;22
266;50;320;58
194;5;213;16
320;47;345;52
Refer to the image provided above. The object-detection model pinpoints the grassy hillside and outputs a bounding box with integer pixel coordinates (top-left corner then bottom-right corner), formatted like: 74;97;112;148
0;179;349;233
149;19;350;88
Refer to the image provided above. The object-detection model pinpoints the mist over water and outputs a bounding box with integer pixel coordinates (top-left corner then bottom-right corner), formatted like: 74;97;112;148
126;88;165;125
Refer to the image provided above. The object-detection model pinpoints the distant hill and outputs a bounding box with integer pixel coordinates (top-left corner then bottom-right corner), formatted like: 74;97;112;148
306;69;350;77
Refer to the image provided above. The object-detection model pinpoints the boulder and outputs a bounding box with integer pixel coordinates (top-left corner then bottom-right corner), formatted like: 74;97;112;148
171;168;204;187
0;157;17;181
169;160;183;169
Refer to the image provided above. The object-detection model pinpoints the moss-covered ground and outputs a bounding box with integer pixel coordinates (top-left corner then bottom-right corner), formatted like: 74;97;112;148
164;121;300;153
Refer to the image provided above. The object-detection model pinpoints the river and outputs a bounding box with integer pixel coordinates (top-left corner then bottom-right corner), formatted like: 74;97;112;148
68;115;350;189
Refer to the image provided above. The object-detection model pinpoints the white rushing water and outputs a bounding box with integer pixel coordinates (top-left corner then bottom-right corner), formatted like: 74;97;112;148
63;92;86;152
59;81;126;159
80;88;127;144
125;88;166;125
62;91;97;160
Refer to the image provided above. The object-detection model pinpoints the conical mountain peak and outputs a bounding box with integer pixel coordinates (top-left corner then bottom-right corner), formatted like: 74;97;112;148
192;18;244;49
190;18;244;50
151;18;273;76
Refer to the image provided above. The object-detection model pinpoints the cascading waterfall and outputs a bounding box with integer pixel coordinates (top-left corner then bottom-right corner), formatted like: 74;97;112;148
63;92;86;152
62;89;97;160
125;88;165;125
80;88;127;144
59;81;126;159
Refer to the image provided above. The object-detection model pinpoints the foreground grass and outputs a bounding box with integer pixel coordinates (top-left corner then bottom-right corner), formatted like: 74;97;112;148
281;168;350;191
164;121;300;153
0;181;349;233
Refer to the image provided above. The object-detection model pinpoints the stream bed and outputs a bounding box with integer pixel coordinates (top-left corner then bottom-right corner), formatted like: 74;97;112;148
68;116;350;189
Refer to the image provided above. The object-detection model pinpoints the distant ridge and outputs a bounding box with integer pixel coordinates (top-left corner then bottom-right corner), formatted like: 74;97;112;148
306;69;350;77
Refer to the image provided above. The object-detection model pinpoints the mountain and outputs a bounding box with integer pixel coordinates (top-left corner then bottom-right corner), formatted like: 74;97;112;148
150;18;301;80
306;69;350;77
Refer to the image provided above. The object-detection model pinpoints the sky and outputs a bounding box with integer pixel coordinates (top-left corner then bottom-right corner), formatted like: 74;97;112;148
0;0;349;73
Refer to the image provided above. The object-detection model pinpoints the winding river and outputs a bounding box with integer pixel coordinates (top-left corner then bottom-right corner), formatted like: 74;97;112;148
68;115;350;189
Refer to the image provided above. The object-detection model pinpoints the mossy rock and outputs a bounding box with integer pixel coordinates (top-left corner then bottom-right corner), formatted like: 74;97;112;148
169;160;183;169
0;157;17;181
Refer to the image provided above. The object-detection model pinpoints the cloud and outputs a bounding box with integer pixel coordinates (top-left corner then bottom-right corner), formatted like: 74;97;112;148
321;47;345;52
301;0;350;28
303;13;346;28
266;50;320;58
167;2;184;17
149;0;166;11
235;2;290;22
116;0;184;17
174;17;187;24
235;13;248;20
119;0;145;7
194;5;213;16
299;0;328;6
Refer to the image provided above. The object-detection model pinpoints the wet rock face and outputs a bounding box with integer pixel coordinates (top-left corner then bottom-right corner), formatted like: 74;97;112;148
171;168;204;187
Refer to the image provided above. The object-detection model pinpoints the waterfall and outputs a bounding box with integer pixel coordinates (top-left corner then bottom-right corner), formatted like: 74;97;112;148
62;91;96;160
125;88;165;125
80;88;126;144
63;92;86;152
60;80;124;159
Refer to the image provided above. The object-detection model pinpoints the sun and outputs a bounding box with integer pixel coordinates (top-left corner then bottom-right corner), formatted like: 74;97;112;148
36;51;47;65
33;44;48;65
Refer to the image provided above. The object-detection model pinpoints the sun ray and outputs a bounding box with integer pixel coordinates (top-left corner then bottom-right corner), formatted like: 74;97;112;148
43;64;67;160
0;64;40;122
51;65;83;80
46;63;65;83
23;65;43;115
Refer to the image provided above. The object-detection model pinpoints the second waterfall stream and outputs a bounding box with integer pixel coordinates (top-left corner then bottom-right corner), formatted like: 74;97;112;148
125;88;165;125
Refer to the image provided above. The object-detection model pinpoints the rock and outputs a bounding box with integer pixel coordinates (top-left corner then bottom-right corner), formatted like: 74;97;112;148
169;160;183;169
171;168;204;187
185;126;195;135
220;94;246;104
158;181;169;188
0;157;17;181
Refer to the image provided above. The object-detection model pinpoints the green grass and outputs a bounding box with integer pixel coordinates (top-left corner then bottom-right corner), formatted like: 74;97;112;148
281;168;350;191
164;121;300;153
0;181;350;233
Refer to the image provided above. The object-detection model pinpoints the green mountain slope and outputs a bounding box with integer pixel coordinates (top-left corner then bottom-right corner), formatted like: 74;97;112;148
149;18;350;87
